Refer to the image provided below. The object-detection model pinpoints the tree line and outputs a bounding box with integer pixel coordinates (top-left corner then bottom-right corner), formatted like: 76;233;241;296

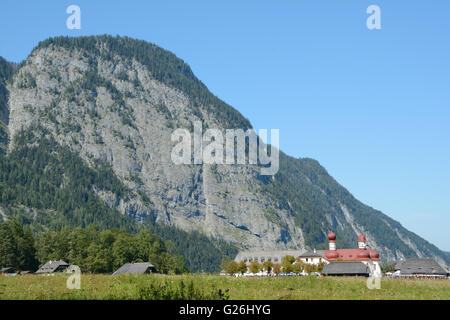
224;255;325;275
0;219;187;274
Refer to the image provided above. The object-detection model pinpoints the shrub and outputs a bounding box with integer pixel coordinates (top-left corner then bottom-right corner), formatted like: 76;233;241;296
137;279;229;300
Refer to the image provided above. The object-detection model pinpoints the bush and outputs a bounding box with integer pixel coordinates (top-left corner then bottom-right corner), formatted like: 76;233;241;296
137;279;229;300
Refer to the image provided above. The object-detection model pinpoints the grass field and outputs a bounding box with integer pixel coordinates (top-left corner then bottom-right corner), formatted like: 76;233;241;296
0;274;449;300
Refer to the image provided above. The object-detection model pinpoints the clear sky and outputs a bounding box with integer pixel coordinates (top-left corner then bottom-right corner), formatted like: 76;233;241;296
1;1;449;251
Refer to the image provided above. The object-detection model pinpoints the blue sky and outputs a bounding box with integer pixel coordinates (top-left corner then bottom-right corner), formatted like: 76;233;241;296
1;1;449;251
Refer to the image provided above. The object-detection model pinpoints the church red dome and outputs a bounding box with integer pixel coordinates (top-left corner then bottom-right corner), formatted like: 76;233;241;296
328;232;336;241
369;249;379;259
358;233;366;242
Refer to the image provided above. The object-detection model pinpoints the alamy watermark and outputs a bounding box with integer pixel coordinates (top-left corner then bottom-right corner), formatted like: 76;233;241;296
66;5;81;30
66;265;81;290
171;121;279;175
65;4;380;31
366;261;382;290
367;5;381;30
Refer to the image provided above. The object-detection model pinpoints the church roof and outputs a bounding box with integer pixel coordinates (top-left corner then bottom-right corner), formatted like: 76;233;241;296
298;250;324;258
323;262;370;275
325;248;380;261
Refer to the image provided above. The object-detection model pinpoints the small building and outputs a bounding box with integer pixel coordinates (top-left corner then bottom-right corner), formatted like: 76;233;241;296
113;262;156;275
35;260;69;274
298;250;328;265
0;267;19;276
394;258;448;279
234;250;306;266
322;261;370;277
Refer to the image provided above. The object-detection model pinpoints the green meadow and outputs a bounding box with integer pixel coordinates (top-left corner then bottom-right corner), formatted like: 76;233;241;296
0;274;449;300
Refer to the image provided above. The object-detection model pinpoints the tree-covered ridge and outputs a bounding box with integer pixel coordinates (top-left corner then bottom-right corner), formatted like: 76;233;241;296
0;57;15;118
0;56;15;153
33;35;252;130
0;127;134;231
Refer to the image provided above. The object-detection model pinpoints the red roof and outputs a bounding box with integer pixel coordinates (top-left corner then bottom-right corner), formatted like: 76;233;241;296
327;232;336;241
325;248;380;261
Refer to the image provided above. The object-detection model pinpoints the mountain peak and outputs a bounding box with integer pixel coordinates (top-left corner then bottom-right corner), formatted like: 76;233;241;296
31;35;251;130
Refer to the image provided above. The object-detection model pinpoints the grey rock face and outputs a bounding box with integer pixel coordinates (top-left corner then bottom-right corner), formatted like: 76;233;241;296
8;44;302;250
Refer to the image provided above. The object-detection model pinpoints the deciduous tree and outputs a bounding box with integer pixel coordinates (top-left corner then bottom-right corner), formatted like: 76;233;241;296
281;255;295;273
249;260;260;274
273;263;281;275
225;260;239;275
262;260;273;274
237;261;248;275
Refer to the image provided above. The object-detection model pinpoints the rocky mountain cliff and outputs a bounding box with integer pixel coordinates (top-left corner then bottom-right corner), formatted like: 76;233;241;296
1;35;448;266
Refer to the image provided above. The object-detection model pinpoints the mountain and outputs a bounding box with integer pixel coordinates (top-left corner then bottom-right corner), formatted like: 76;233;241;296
0;35;448;267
